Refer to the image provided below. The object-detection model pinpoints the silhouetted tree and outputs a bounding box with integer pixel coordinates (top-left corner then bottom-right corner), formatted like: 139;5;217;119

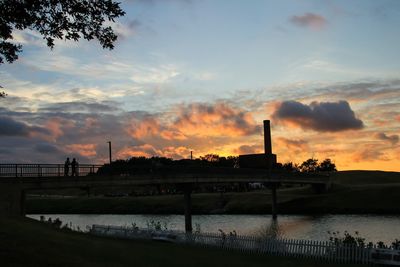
0;0;125;97
227;156;239;168
318;158;337;172
200;154;220;162
300;158;319;173
281;162;300;172
0;0;125;64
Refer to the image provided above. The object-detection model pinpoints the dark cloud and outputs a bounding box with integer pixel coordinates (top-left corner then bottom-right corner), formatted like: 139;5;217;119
0;116;30;136
375;132;399;145
0;148;12;155
319;80;400;102
290;13;327;30
39;101;120;114
34;143;61;154
272;100;364;132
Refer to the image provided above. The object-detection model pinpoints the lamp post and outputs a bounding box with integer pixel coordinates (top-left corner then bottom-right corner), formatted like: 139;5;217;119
107;141;112;164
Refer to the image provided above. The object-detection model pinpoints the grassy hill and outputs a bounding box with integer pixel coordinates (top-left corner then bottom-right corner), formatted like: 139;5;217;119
331;170;400;185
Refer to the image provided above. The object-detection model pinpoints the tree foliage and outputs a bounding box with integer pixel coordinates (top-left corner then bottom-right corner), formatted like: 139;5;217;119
97;155;240;175
300;158;337;172
278;158;337;173
300;158;319;173
200;154;220;162
318;158;337;172
0;0;125;64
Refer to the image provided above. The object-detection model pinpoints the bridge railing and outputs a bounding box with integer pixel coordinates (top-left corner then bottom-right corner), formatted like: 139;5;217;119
0;164;330;184
0;164;103;178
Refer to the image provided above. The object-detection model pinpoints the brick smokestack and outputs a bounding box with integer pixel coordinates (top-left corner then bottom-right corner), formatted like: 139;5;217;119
264;120;272;155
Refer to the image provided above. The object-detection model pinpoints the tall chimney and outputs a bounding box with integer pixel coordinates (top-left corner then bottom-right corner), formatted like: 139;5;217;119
264;120;272;155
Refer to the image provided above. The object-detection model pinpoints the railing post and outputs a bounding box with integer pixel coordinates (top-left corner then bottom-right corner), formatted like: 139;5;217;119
15;164;18;178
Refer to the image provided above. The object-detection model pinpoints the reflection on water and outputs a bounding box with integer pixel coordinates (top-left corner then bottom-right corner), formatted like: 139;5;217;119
28;214;400;244
257;219;281;239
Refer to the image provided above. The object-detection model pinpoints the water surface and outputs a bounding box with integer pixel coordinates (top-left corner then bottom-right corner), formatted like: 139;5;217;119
28;214;400;244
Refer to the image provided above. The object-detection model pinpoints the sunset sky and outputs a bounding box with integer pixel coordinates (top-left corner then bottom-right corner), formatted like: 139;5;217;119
1;0;399;171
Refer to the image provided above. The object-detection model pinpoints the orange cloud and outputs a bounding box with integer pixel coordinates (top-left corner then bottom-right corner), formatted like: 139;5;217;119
174;102;260;137
65;144;97;157
45;118;64;139
375;132;399;145
162;146;192;159
373;119;390;127
233;144;263;155
127;116;160;139
116;144;191;159
117;144;162;158
351;146;389;163
84;117;99;128
276;137;309;152
124;102;260;146
160;130;187;140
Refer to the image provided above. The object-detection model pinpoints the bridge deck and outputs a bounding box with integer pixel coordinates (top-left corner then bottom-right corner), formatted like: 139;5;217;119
0;164;330;189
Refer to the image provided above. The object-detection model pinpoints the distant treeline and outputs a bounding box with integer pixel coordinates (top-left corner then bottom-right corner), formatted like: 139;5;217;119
278;158;337;173
97;154;336;175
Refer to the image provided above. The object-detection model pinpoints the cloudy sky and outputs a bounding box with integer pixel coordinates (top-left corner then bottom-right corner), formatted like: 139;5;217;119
1;0;399;171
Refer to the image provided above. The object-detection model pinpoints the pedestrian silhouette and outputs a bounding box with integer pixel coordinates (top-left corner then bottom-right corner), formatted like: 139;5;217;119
71;158;78;177
64;157;70;176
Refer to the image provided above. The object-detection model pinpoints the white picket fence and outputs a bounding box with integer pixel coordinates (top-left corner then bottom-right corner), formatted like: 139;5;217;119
90;224;400;265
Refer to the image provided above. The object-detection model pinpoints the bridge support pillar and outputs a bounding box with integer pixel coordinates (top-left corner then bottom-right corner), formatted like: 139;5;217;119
271;185;278;219
183;184;193;233
0;184;26;217
271;184;277;219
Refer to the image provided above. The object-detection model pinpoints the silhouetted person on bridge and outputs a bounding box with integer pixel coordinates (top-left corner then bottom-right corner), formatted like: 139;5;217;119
64;158;70;176
71;158;79;177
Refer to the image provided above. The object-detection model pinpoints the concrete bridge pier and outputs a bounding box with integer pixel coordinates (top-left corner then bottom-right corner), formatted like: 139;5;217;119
182;184;193;233
271;183;278;219
266;182;279;219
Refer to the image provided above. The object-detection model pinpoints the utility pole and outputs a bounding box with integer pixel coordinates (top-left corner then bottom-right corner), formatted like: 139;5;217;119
190;151;193;160
107;141;112;164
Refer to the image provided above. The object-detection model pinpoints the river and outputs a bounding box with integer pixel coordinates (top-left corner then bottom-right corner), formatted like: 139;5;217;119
28;214;400;244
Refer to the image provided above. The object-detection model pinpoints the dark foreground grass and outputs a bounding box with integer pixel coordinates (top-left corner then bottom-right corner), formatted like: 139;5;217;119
0;217;363;267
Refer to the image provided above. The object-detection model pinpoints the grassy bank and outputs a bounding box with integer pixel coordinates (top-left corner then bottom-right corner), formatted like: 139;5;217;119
27;170;400;215
1;217;363;267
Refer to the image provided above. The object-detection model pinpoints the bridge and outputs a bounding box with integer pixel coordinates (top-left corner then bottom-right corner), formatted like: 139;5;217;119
0;120;331;232
0;163;330;232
